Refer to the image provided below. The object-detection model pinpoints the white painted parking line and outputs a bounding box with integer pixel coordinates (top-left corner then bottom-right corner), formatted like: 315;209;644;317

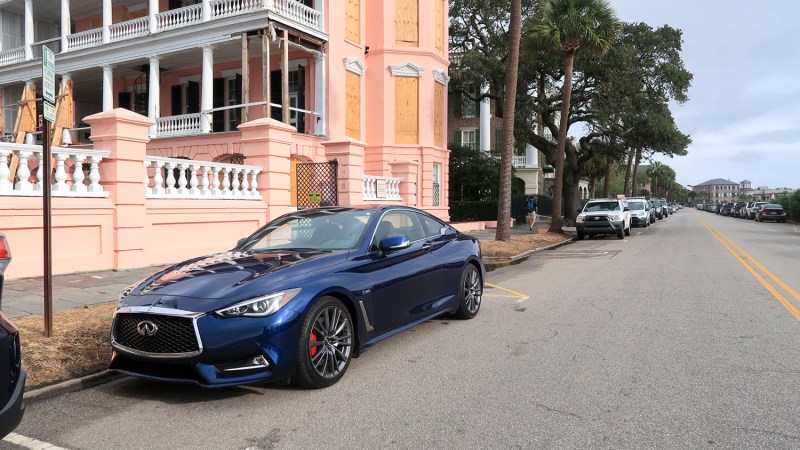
2;432;69;450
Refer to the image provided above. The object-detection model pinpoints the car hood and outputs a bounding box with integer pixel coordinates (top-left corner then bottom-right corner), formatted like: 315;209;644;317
123;249;346;306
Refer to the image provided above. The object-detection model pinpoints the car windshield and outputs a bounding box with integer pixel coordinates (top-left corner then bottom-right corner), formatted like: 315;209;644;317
585;201;619;212
628;201;645;210
241;209;372;251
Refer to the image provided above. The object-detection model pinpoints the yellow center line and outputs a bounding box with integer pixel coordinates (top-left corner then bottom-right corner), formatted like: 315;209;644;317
695;215;800;322
485;282;530;301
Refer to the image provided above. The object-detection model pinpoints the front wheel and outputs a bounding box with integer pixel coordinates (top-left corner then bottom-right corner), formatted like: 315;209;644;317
454;264;482;319
624;225;631;236
617;229;624;239
577;230;585;240
294;297;354;389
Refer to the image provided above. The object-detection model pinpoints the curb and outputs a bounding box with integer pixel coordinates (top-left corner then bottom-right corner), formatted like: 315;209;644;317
24;370;124;403
484;237;575;271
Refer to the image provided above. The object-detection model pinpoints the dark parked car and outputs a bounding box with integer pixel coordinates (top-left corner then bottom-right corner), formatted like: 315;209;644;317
1;233;26;439
756;204;787;223
720;202;735;216
110;206;484;388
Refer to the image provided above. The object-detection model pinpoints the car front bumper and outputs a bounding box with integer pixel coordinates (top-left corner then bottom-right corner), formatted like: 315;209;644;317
0;370;25;438
576;220;624;236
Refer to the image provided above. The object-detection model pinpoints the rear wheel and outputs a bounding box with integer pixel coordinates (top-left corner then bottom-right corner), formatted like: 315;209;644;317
454;264;482;319
294;297;354;389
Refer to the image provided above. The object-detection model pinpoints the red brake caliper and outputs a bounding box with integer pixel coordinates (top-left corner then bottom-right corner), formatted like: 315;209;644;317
310;332;319;357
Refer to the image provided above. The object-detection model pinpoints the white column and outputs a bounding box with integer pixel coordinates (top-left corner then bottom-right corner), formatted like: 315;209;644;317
202;0;212;22
314;53;326;136
315;0;325;30
525;144;536;169
149;0;159;34
479;82;491;152
60;0;70;52
102;65;114;111
148;57;161;136
102;0;111;44
200;45;214;133
24;0;34;60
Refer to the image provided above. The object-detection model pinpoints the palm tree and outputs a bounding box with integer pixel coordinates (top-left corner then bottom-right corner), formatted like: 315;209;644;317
495;0;523;241
530;0;619;233
647;161;666;197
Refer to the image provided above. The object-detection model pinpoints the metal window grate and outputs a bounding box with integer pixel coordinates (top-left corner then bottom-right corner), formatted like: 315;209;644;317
296;161;338;209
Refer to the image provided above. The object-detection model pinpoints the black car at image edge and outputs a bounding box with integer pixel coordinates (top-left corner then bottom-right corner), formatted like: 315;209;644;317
0;233;25;439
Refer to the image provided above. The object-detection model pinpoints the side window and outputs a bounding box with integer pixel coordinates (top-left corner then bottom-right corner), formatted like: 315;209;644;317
371;211;424;251
416;212;446;238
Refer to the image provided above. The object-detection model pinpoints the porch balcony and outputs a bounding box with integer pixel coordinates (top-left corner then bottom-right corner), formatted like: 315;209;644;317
0;0;325;69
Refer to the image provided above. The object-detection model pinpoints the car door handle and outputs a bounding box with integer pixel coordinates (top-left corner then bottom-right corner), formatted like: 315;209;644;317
422;243;432;252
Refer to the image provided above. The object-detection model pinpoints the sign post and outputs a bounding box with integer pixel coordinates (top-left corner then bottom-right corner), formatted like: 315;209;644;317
42;46;55;337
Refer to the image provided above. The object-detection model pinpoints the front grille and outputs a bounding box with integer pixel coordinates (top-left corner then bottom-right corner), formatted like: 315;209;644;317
113;313;200;356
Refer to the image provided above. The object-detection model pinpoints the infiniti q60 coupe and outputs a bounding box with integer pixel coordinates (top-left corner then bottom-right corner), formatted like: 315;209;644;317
110;206;484;388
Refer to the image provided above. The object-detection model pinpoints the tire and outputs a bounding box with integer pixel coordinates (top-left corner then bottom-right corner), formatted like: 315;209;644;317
577;230;585;240
617;229;624;239
293;296;354;389
454;264;482;319
624;225;631;236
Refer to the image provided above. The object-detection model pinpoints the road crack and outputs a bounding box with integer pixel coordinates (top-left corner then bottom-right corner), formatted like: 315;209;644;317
534;402;584;419
590;301;614;318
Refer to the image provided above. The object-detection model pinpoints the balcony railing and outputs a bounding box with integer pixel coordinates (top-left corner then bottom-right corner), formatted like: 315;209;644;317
0;47;25;66
110;17;150;42
66;28;103;51
155;114;203;137
363;176;402;201
3;1;323;64
144;156;262;199
0;143;111;197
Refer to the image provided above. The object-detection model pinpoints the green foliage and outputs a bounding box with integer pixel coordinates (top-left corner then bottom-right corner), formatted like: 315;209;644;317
448;144;502;202
450;200;499;222
775;191;800;221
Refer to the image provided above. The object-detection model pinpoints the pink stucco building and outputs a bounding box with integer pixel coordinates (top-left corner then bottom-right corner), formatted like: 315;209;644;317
0;0;450;279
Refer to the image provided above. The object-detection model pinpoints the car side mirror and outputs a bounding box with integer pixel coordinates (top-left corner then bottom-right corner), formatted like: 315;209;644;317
624;207;630;212
237;238;246;247
379;234;411;254
440;226;457;237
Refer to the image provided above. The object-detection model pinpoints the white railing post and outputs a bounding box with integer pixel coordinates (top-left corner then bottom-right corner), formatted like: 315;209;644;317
221;167;231;195
52;153;69;192
152;161;165;195
211;166;221;195
0;152;12;193
71;154;87;194
15;152;33;192
87;155;103;193
248;169;258;196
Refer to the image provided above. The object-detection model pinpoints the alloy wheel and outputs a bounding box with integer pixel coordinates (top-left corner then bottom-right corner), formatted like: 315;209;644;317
463;267;482;315
308;305;353;379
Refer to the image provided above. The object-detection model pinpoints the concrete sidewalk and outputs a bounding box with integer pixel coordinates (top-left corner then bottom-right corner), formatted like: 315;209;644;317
1;219;574;319
2;265;161;319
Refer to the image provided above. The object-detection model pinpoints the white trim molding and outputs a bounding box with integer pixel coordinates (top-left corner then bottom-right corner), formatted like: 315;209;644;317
390;61;425;77
433;69;450;85
343;57;367;75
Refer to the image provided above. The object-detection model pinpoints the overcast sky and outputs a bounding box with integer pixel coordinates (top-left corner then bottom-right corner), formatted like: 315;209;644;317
607;0;800;189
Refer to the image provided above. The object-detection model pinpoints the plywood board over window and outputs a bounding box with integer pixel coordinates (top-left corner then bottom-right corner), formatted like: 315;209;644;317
434;82;444;147
435;0;444;53
395;77;419;144
346;71;360;139
346;0;360;43
395;0;419;47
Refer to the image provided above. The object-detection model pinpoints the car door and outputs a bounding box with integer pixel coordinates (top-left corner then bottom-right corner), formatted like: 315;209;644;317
366;210;443;332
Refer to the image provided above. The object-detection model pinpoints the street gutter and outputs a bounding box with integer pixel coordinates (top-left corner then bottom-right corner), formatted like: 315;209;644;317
484;236;575;272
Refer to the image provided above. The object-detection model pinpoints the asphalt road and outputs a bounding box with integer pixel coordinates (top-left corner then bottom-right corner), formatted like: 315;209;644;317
4;209;800;449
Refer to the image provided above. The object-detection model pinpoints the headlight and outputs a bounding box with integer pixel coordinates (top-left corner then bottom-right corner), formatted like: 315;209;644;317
576;214;586;223
609;214;621;221
119;278;147;303
216;288;301;318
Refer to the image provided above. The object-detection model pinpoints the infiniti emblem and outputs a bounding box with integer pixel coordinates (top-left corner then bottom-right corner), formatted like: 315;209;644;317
136;320;159;337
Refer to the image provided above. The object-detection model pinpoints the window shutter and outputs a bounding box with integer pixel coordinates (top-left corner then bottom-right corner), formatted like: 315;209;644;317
455;130;462;146
170;85;182;115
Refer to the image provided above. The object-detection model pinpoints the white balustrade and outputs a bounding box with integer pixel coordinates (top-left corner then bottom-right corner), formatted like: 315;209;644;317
109;17;150;42
363;176;403;201
0;47;26;67
512;155;527;167
65;28;103;51
155;114;202;137
156;5;203;32
210;0;262;19
144;156;262;199
272;0;322;31
0;143;111;197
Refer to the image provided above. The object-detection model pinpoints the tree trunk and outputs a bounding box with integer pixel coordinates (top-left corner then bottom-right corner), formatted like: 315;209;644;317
602;155;613;197
631;148;642;196
494;0;521;241
549;50;575;233
623;149;633;196
563;165;580;226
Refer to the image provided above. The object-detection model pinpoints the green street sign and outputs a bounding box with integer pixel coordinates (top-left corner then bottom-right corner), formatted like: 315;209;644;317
43;101;55;123
42;46;56;104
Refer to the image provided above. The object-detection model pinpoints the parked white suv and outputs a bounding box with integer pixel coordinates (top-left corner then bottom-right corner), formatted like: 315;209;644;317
575;198;631;240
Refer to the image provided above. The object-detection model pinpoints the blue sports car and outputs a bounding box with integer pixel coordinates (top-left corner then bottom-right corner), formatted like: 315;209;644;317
110;206;484;388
